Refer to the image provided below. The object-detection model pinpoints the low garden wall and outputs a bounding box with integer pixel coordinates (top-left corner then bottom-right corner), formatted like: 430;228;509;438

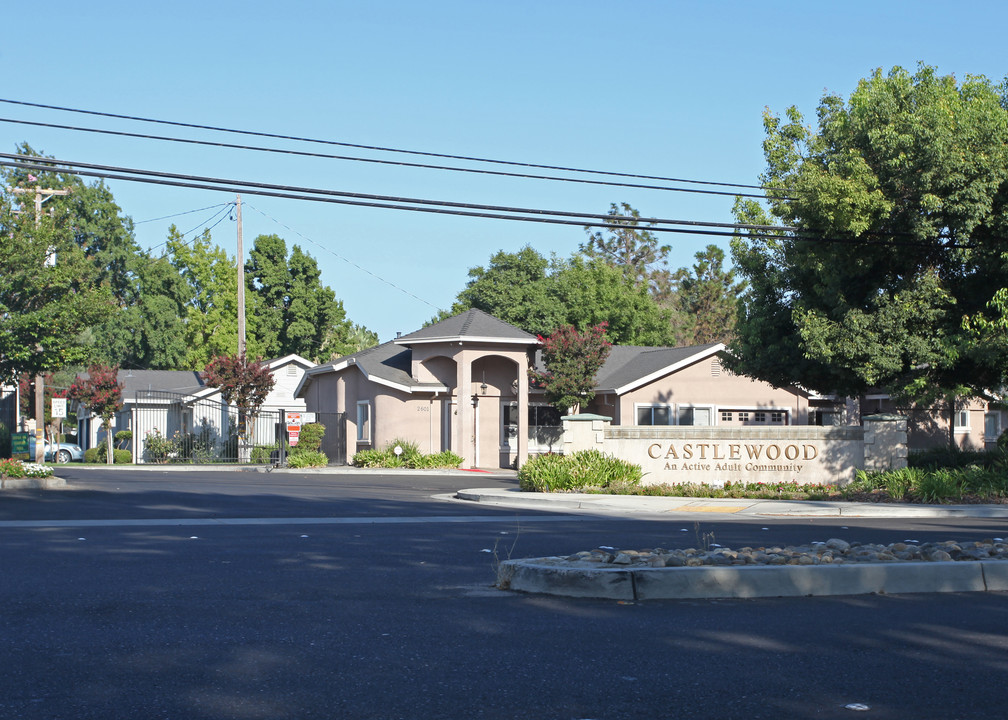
561;414;907;486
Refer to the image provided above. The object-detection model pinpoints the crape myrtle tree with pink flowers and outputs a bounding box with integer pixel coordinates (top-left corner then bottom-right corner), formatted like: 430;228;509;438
68;365;124;465
530;322;611;416
202;353;275;459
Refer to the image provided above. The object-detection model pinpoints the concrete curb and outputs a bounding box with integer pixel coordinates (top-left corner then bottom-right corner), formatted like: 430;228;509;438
498;558;1008;601
456;488;1008;518
49;464;516;478
0;476;67;490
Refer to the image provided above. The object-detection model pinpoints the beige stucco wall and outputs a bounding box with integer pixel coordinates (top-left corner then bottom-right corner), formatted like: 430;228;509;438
864;396;1000;451
302;350;531;467
586;358;809;427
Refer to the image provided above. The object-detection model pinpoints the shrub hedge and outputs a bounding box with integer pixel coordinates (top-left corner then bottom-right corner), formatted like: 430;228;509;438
351;439;463;469
518;450;643;492
85;447;132;464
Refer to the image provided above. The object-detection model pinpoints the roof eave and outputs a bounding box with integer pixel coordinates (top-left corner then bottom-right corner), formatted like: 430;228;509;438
611;344;726;395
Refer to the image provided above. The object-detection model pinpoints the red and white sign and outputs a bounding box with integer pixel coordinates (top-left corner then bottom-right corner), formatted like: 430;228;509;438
286;412;302;446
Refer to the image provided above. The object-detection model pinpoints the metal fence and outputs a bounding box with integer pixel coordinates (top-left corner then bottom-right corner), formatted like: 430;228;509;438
130;390;283;464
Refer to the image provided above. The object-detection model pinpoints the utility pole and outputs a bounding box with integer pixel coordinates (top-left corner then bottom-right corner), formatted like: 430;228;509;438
10;184;72;463
236;194;246;357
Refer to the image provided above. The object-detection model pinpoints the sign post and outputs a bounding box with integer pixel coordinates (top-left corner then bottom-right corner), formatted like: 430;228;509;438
51;397;67;448
285;411;302;447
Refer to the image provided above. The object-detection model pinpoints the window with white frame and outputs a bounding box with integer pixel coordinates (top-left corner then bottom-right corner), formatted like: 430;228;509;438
356;401;371;443
637;404;672;426
954;409;970;432
677;406;713;426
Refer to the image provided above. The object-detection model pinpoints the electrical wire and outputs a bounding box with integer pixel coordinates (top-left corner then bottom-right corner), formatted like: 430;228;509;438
0;153;799;240
144;203;235;254
135;202;231;225
0;97;783;194
243;202;440;311
0;116;788;201
2;154;975;248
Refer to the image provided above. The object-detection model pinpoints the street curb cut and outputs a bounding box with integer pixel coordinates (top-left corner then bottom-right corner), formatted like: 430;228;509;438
498;559;1008;601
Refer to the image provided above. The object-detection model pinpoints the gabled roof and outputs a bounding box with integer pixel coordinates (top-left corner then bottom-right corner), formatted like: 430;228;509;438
296;341;449;397
593;343;726;395
394;308;539;346
116;369;206;398
264;353;315;371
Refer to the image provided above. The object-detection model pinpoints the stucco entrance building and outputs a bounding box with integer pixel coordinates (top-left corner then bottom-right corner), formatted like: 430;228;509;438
297;309;817;469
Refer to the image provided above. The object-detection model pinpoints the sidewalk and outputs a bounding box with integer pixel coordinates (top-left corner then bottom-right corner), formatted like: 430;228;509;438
455;487;1008;518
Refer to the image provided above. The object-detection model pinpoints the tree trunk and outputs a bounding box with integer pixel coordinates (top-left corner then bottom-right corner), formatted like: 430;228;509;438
105;420;114;465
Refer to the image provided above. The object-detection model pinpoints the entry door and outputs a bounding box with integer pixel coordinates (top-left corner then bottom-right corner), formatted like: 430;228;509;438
442;400;455;453
443;399;478;464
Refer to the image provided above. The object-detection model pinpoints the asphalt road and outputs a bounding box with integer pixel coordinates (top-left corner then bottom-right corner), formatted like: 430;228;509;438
2;468;1007;719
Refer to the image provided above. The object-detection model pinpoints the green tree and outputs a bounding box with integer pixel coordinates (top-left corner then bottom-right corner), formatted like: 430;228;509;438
321;322;380;360
135;253;191;368
245;234;288;358
167;226;260;367
530;323;611;414
551;255;677;345
0;197;115;384
2;144;146;366
668;245;745;345
447;246;677;344
729;65;1008;404
580;202;671;291
448;246;565;336
284;246;341;359
245;234;368;362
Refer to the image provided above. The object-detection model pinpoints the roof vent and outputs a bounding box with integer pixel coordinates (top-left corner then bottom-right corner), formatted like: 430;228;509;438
710;359;722;377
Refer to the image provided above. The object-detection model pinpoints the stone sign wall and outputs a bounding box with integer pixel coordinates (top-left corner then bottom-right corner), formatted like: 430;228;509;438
561;414;907;486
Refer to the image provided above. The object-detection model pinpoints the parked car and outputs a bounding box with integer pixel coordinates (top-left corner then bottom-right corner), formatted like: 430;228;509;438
26;439;85;463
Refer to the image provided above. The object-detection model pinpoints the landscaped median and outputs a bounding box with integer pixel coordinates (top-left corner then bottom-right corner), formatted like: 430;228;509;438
496;539;1008;601
0;459;65;489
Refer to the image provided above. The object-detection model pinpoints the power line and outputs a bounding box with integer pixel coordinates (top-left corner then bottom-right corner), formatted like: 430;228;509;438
0;153;799;240
145;203;235;254
0;116;788;201
243;202;440;311
3;154;973;248
0;97;784;195
135;202;231;225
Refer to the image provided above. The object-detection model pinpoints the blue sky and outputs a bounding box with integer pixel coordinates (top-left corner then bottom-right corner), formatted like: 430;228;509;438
3;1;1007;345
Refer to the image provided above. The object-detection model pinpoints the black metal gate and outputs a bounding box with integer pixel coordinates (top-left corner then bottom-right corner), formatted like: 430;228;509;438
315;412;347;465
131;390;282;464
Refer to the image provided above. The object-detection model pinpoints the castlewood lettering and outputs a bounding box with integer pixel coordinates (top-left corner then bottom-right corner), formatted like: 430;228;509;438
647;441;819;473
